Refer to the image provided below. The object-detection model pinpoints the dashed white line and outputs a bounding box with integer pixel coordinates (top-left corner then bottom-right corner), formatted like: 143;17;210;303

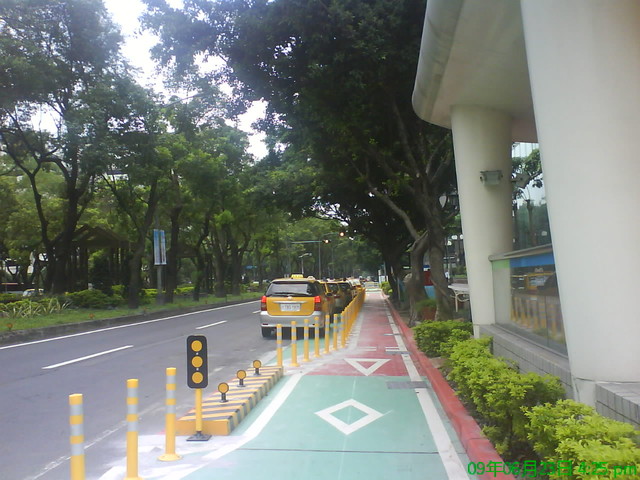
195;320;227;330
42;345;133;369
0;301;258;351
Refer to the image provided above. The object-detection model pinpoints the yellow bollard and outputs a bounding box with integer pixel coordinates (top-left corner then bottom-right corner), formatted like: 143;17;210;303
303;319;310;362
125;379;142;480
276;324;283;367
158;368;181;461
69;394;85;480
332;314;338;351
341;312;347;347
324;315;331;354
290;321;299;367
314;316;320;358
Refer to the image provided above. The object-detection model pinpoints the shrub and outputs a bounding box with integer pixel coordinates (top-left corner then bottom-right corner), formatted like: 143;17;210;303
0;299;43;318
66;289;121;309
448;338;564;456
413;319;473;357
0;293;23;304
111;285;125;298
525;400;640;479
175;286;194;296
36;297;70;315
381;281;393;295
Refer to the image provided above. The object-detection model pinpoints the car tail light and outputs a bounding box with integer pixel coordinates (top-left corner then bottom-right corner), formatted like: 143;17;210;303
261;295;267;311
314;295;322;311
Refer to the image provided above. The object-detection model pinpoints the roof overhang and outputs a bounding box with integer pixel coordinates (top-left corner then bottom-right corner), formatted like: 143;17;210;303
412;0;537;142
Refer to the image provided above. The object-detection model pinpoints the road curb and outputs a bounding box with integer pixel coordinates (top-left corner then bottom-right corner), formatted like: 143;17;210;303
176;365;284;436
0;298;260;347
386;299;515;480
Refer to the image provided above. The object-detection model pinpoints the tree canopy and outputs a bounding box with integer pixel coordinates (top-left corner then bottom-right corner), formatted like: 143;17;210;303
142;0;459;321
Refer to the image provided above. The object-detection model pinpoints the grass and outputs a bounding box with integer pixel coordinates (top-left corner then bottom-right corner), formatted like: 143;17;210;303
1;293;262;332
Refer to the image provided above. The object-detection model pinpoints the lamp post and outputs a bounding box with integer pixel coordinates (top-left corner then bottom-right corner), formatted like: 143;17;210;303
292;233;345;279
298;253;312;276
321;232;345;278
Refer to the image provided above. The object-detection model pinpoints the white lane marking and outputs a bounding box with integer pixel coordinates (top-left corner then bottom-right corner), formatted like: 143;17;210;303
252;310;260;314
42;345;133;369
0;301;258;351
122;373;305;480
204;372;304;460
195;320;227;330
344;358;390;376
387;311;469;480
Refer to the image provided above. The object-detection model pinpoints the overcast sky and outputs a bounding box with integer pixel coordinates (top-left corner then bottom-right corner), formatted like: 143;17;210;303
103;0;268;159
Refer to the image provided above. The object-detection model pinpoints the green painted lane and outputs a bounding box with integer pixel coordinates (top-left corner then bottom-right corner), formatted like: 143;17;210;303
177;375;468;479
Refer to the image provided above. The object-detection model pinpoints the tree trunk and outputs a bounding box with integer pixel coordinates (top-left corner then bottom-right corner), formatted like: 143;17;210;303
212;251;226;297
427;241;454;320
127;249;143;309
407;232;429;327
164;205;182;303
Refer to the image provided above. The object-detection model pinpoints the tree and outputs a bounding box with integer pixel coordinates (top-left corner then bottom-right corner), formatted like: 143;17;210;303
512;148;544;249
101;84;170;308
141;0;458;323
0;0;135;293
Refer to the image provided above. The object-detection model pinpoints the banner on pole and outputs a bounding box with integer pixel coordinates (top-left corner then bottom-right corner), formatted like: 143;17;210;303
153;229;167;265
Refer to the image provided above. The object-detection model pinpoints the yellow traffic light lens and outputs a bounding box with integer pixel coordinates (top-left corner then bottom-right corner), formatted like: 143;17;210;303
191;372;203;384
190;340;203;352
191;356;203;368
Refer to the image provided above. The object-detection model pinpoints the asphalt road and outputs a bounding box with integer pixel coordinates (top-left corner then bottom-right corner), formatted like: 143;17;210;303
0;300;271;480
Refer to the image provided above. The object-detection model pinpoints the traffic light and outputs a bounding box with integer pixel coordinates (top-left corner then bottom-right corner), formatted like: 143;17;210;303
186;335;208;389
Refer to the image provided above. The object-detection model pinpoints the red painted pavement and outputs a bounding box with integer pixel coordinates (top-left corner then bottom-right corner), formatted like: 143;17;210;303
307;300;409;377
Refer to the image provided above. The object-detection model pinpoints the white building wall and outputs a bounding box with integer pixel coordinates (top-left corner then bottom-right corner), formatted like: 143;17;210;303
520;0;640;401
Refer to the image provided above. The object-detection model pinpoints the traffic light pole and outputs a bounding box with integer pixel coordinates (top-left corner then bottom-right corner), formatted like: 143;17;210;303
186;335;211;441
188;388;210;442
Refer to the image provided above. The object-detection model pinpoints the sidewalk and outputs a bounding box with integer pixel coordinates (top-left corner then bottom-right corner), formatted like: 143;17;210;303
101;290;493;480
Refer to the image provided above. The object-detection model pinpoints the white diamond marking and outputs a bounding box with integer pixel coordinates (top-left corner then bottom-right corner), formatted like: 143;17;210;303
315;399;384;435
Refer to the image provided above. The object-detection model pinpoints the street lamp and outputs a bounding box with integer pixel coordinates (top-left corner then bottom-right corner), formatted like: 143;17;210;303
298;253;312;276
292;233;346;279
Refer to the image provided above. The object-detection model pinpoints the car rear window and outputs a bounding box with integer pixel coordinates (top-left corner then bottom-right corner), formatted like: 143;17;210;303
266;282;318;297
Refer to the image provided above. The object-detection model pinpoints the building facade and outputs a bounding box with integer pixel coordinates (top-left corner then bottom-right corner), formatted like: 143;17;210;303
412;0;640;426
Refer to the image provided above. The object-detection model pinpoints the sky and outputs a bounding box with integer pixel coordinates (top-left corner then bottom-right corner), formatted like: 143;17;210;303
103;0;268;159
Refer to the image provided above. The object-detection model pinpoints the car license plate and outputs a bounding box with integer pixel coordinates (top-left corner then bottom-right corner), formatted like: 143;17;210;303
280;303;300;312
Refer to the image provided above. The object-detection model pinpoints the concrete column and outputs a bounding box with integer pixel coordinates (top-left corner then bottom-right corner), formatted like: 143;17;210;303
521;0;640;401
450;105;514;331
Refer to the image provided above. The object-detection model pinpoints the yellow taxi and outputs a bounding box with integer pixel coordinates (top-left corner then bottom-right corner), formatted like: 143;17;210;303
260;275;335;337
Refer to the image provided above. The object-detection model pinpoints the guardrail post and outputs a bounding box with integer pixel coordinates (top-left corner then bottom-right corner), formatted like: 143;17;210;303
303;319;310;362
290;321;299;367
69;394;85;480
125;379;142;480
159;368;181;461
276;324;283;367
332;314;339;351
314;316;320;358
340;312;347;347
324;315;331;354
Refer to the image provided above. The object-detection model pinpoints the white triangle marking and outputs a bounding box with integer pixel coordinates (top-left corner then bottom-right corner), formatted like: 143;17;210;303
344;358;390;376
